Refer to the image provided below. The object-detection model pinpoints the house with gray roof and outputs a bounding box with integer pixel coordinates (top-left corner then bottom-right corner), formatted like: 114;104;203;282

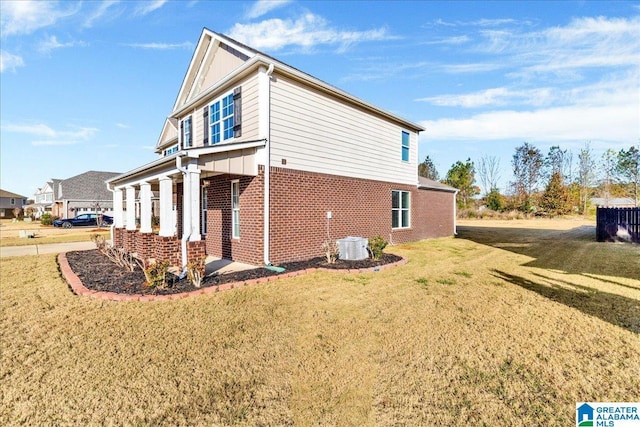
0;189;28;219
30;171;120;219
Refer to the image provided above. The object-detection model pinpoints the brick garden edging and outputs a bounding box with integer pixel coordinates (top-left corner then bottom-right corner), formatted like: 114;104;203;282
58;252;408;302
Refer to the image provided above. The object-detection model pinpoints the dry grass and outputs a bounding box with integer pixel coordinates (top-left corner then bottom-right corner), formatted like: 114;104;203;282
0;220;109;247
1;218;639;426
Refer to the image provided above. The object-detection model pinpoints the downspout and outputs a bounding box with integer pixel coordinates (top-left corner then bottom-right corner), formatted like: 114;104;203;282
105;181;115;245
263;63;275;266
454;189;459;236
176;154;191;273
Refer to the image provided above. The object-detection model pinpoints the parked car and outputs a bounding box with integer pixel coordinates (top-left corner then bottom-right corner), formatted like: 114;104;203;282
53;213;113;228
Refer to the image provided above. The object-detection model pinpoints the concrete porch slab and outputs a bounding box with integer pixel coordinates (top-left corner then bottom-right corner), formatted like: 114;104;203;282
205;256;257;275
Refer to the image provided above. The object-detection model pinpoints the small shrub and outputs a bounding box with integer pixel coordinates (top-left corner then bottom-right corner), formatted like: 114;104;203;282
187;257;206;288
369;236;388;260
41;213;53;226
140;260;170;289
321;240;339;264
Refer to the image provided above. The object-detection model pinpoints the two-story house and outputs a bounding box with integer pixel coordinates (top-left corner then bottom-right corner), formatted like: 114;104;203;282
0;189;28;219
106;29;457;269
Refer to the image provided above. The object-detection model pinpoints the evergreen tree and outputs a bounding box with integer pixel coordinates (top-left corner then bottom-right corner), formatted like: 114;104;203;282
445;158;480;209
540;172;572;216
418;155;440;181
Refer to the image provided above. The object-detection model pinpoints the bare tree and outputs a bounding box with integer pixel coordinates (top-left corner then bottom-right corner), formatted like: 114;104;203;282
477;155;501;196
577;143;596;214
511;142;543;212
600;148;617;206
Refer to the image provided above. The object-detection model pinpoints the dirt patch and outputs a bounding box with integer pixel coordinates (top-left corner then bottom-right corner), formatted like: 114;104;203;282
65;249;402;296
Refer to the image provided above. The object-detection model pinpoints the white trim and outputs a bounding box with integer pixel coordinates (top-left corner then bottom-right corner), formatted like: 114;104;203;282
392;190;411;229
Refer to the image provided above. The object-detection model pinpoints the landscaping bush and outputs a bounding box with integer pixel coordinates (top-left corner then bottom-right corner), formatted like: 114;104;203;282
321;239;339;264
369;236;388;260
40;213;54;226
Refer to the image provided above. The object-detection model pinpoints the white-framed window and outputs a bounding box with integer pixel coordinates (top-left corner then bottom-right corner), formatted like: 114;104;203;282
392;190;410;229
201;185;208;235
401;131;410;162
208;92;234;144
181;116;192;148
231;180;240;239
163;145;178;156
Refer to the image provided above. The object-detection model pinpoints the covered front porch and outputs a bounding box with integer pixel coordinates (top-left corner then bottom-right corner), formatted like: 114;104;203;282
106;140;265;269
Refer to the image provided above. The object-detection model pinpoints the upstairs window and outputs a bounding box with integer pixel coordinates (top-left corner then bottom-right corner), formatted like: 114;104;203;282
209;93;234;144
401;131;410;162
205;88;241;145
392;190;410;229
181;116;192;148
163;145;178;156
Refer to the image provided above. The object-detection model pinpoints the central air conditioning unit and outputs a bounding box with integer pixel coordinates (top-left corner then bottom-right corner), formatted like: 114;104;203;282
337;236;369;261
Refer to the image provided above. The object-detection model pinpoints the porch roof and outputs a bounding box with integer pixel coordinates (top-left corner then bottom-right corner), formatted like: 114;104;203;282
106;139;266;188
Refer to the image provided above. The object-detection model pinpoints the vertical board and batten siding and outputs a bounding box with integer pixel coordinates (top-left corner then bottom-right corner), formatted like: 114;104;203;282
200;47;246;92
269;74;418;186
596;207;640;243
183;73;260;150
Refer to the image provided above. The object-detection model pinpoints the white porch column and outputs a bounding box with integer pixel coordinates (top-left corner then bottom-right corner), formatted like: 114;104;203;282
125;186;136;231
188;164;201;241
113;189;124;228
158;176;174;237
139;182;152;233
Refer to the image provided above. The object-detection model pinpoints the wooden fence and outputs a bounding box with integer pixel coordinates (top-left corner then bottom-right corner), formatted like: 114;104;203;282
596;207;640;243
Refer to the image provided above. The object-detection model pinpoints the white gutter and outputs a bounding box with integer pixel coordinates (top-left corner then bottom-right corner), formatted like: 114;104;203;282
263;63;274;266
176;154;191;272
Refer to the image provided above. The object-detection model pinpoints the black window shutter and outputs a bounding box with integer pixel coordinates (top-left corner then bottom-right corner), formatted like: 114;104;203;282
233;86;242;138
203;108;209;145
180;120;184;149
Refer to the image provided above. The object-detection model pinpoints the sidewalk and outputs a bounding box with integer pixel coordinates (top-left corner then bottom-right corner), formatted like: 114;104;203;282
0;241;96;258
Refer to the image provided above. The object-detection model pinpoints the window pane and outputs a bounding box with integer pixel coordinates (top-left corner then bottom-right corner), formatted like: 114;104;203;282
211;123;220;143
402;145;409;161
392;210;399;228
392;191;399;209
223;117;234;140
401;191;410;209
222;94;233;117
210;102;220;122
401;209;410;228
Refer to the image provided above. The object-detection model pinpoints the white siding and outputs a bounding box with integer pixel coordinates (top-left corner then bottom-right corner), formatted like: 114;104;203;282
270;74;418;185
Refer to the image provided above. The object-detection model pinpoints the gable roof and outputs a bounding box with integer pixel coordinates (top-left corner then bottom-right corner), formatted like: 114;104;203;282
57;171;121;201
0;189;27;199
418;177;457;193
170;28;424;133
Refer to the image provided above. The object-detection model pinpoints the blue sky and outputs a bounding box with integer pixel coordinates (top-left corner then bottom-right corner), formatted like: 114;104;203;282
1;0;638;198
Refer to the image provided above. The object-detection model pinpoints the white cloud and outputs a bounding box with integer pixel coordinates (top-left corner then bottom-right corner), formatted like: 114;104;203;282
245;0;291;19
2;123;98;146
116;123;130;129
0;50;24;73
228;13;394;52
83;0;121;28
417;87;555;108
0;0;80;37
419;79;638;145
126;42;193;50
135;0;167;15
38;35;86;54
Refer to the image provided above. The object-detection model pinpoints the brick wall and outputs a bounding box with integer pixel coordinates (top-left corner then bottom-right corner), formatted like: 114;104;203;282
203;172;264;265
201;167;455;265
271;167;455;263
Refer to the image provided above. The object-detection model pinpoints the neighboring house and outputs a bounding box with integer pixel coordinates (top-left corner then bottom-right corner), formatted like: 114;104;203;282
30;171;120;219
0;190;28;219
107;29;457;268
591;197;637;208
29;179;61;218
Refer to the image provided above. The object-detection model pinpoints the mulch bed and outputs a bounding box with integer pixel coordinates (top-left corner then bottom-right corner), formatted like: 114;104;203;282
65;249;402;296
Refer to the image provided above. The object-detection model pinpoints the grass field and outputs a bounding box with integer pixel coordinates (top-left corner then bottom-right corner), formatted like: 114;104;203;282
1;218;638;426
0;220;109;247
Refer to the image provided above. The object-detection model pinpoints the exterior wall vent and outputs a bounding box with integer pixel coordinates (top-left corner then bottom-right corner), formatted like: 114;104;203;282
337;237;369;261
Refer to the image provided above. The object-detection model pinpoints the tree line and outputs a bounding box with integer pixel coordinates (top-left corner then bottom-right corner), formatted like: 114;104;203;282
418;142;640;216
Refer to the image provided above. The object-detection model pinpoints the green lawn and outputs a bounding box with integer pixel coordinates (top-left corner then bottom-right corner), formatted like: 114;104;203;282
1;219;638;426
